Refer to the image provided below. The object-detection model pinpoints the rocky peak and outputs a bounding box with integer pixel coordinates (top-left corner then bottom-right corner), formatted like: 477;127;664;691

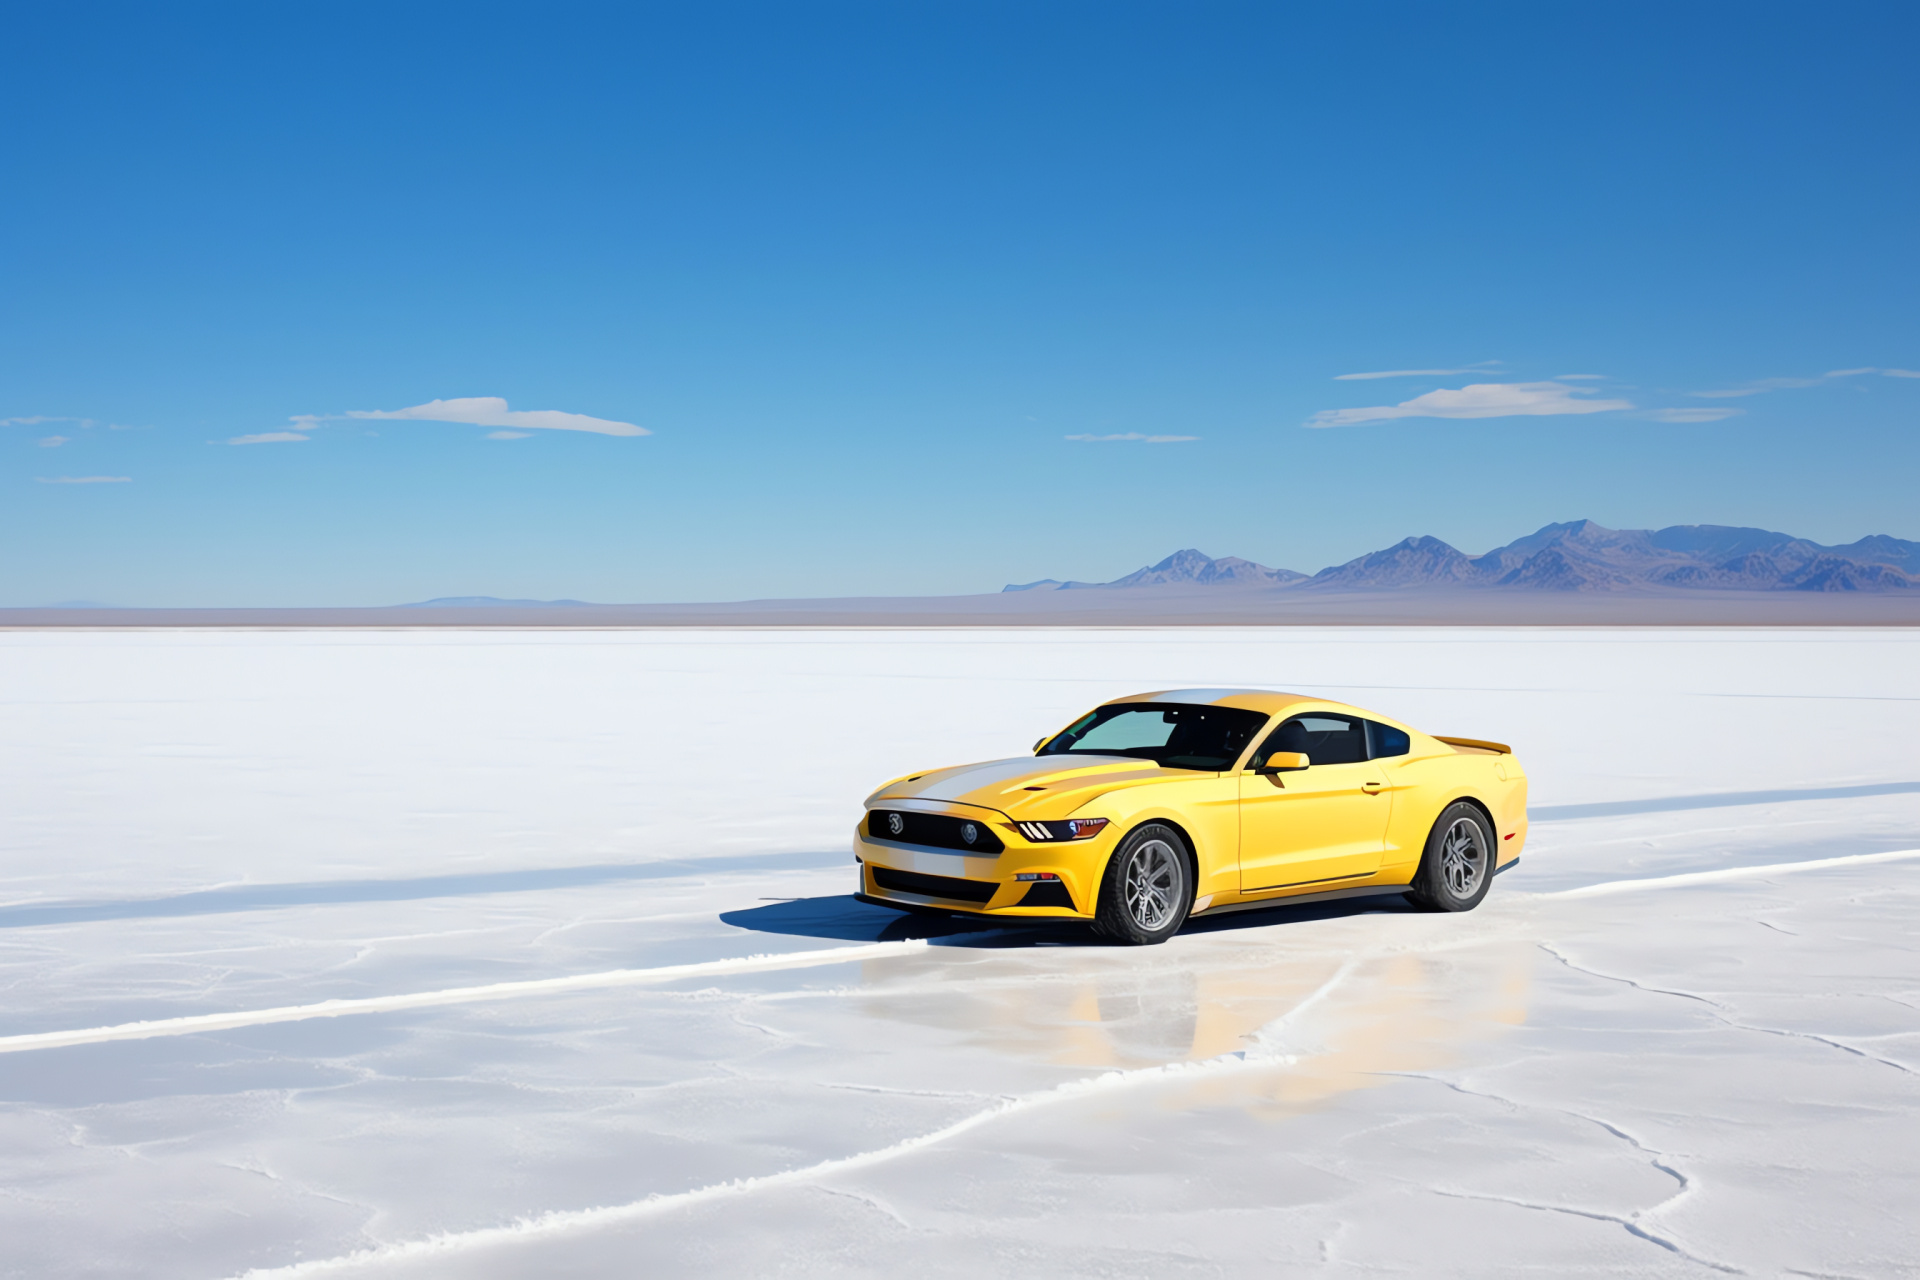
1312;536;1475;588
1003;549;1304;592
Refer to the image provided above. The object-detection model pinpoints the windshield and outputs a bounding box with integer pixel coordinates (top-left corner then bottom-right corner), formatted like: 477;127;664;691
1040;702;1268;772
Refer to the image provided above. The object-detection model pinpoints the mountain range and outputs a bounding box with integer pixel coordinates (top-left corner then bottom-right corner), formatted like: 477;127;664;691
1005;521;1920;593
407;596;592;607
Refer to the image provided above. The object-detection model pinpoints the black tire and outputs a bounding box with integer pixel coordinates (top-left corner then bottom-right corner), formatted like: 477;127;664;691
1405;802;1495;912
1091;823;1193;945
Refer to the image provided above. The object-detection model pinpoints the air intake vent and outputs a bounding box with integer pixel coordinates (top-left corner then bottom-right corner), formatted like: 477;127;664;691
870;866;998;904
1017;880;1075;909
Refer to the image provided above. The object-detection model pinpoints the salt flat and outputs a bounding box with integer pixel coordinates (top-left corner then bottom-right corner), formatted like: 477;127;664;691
0;628;1915;1278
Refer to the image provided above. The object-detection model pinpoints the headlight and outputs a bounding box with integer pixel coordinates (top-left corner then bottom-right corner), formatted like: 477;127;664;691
1013;817;1110;842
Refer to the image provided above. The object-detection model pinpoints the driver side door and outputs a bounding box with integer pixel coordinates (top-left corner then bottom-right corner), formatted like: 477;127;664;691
1238;713;1390;891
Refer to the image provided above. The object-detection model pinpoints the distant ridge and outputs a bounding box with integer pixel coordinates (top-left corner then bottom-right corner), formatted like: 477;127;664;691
402;596;594;607
19;520;1916;630
1007;549;1306;592
1009;522;1920;594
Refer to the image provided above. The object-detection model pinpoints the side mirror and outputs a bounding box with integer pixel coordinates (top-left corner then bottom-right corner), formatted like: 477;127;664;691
1257;751;1310;773
1033;736;1051;753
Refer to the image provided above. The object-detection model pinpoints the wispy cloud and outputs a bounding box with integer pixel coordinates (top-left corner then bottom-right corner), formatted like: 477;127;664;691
345;396;648;437
1333;362;1502;381
1065;433;1200;443
1691;367;1918;398
485;430;533;440
1690;377;1820;399
4;415;94;428
229;431;309;445
1307;380;1632;428
38;436;69;447
1642;406;1743;424
36;475;130;484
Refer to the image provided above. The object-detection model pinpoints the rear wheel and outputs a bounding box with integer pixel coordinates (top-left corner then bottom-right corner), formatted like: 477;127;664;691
1092;823;1193;945
1405;803;1495;912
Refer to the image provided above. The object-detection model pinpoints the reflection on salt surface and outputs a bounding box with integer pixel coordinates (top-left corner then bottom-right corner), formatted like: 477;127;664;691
847;920;1534;1119
732;891;1534;1102
1223;946;1532;1120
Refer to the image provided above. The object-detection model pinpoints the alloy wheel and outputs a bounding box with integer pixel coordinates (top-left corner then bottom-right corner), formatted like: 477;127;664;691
1124;838;1180;929
1439;816;1487;898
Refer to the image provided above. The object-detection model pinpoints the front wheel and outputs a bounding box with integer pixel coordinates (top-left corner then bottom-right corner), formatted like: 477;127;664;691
1092;823;1193;945
1405;802;1495;912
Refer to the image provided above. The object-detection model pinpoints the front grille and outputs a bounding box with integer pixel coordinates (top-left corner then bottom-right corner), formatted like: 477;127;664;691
871;865;999;904
867;809;1005;854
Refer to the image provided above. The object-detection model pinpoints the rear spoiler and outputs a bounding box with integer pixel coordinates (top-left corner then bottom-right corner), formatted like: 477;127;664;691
1435;735;1512;755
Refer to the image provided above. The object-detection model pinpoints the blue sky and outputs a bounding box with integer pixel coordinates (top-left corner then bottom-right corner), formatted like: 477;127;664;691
5;2;1917;606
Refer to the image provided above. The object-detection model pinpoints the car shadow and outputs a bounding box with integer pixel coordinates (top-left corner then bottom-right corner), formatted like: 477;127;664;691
1178;891;1420;933
720;890;1420;948
720;896;1090;947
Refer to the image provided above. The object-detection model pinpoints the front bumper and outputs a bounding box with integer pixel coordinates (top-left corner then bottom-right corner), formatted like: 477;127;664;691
853;820;1111;917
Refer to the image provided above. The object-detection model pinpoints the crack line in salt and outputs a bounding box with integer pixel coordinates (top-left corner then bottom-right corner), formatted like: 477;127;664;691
1542;848;1920;898
1428;1188;1743;1273
1381;1070;1712;1254
0;940;929;1055
12;848;1916;1057
1541;945;1919;1078
223;962;1359;1277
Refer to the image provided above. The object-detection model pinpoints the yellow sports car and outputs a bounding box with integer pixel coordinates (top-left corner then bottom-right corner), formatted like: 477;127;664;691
854;689;1527;944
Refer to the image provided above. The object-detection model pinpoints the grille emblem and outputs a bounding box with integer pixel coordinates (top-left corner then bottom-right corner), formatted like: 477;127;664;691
961;822;978;844
886;813;904;836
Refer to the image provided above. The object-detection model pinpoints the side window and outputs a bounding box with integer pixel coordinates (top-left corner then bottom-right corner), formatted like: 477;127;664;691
1367;720;1410;759
1251;714;1367;767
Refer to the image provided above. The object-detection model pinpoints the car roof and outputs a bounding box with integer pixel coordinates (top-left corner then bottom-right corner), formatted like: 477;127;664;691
1103;688;1345;717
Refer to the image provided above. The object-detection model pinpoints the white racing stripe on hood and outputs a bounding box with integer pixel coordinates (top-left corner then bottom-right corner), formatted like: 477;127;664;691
896;754;1158;803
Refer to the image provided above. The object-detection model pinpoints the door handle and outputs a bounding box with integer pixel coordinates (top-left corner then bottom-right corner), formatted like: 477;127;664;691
1361;781;1384;794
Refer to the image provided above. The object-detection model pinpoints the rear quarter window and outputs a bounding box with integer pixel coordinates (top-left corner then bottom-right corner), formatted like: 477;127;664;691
1367;721;1410;758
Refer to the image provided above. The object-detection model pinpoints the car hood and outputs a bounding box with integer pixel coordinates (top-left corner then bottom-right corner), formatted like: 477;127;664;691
868;755;1197;819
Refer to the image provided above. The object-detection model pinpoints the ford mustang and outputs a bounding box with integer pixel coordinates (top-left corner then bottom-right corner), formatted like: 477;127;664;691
854;689;1527;944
